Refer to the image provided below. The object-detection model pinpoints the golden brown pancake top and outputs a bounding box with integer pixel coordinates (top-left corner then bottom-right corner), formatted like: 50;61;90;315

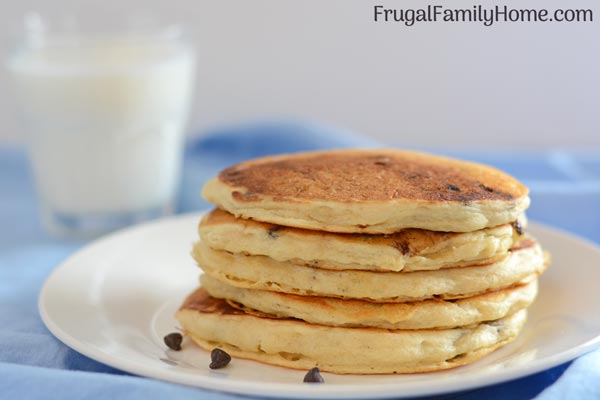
218;149;528;203
202;208;519;257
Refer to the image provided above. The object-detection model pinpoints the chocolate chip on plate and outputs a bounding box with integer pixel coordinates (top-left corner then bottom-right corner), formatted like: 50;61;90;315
163;332;183;351
210;348;231;369
303;367;324;383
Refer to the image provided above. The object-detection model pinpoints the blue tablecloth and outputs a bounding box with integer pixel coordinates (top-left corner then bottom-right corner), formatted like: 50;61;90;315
1;121;599;399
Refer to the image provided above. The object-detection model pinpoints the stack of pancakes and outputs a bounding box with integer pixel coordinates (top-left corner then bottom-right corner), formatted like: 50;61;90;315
177;149;547;374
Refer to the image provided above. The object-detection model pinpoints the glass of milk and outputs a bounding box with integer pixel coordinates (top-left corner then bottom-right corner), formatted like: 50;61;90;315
7;14;196;238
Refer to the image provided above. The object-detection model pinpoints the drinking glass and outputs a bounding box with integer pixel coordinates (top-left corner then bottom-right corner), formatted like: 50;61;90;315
6;13;196;238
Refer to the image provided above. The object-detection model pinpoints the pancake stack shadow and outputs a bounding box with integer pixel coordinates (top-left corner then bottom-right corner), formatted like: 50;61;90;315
177;149;548;374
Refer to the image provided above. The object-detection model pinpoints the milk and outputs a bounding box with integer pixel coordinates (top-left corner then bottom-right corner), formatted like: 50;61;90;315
8;36;195;230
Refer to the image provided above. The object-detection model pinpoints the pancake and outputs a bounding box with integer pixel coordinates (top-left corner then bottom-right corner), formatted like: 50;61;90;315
201;149;529;233
200;274;538;330
193;239;545;302
176;288;528;374
200;208;522;272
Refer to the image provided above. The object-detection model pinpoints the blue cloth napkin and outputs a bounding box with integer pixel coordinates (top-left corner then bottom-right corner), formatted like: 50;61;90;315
1;120;599;399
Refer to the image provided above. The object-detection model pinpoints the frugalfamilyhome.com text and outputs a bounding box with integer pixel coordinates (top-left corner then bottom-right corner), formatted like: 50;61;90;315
373;5;593;27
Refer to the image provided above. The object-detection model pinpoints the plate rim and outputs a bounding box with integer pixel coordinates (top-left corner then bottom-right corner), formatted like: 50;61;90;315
38;213;600;399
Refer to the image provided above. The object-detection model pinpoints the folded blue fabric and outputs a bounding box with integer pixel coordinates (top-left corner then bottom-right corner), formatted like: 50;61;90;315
1;120;598;399
536;349;600;400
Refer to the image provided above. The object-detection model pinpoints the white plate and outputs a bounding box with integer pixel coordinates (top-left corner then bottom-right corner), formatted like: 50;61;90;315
39;212;600;399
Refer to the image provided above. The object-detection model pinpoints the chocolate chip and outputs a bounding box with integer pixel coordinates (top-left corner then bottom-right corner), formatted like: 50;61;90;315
210;348;231;369
393;240;411;255
303;367;324;383
447;184;460;192
163;332;183;351
267;227;281;239
512;220;523;235
477;182;495;192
